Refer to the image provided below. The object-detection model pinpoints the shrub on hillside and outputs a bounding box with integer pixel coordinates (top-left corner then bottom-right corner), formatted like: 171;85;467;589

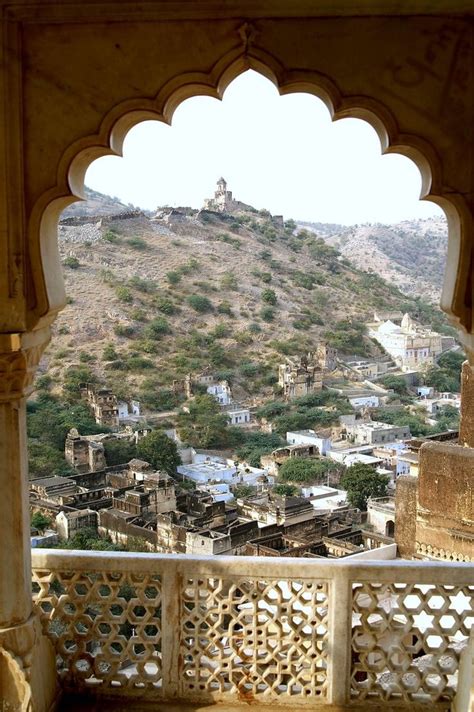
143;317;171;340
63;256;80;269
126;236;147;250
115;286;133;303
187;295;213;313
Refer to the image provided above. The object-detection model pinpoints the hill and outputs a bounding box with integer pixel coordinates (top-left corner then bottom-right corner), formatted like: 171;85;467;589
41;189;453;408
298;216;447;302
61;187;134;218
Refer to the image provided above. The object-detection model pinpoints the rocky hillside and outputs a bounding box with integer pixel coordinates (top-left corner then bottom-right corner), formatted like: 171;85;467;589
40;190;452;408
61;187;134;218
298;216;447;302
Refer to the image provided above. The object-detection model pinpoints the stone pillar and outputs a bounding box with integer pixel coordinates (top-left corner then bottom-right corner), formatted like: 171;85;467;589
459;360;474;448
0;328;58;711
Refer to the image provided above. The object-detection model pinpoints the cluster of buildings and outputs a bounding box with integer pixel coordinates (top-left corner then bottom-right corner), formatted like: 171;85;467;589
30;432;391;558
173;368;252;425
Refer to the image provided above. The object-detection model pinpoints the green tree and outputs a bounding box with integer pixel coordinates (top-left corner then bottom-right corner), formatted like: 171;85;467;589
31;511;52;533
273;483;300;496
136;430;181;475
340;464;389;511
260;306;275;322
177;395;229;448
104;439;137;466
380;375;408;396
279;457;336;483
166;270;182;285
232;484;256;499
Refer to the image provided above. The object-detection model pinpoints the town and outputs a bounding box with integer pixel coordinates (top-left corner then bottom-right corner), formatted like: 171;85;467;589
30;178;467;563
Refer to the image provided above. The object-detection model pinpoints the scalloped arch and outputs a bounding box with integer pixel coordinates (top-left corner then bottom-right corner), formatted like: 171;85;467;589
30;46;472;353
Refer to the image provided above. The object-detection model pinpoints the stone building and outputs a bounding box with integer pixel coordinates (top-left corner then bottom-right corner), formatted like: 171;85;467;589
81;383;119;428
367;497;396;538
56;509;98;540
369;313;443;372
203;177;236;212
64;427;106;473
342;416;411;445
278;353;323;399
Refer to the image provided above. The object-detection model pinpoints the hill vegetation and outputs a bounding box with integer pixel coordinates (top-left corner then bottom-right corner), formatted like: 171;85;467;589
38;189;453;410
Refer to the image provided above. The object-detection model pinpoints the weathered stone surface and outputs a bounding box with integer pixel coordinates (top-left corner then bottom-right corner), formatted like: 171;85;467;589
459;360;474;447
394;475;418;558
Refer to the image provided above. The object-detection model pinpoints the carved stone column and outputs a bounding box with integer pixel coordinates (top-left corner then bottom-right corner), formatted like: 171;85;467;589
0;327;58;711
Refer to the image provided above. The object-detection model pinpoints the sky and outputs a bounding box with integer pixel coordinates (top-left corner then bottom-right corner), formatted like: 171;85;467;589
86;70;444;226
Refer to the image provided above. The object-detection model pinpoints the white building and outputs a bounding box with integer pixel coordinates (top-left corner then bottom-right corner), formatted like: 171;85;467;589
207;381;232;406
328;451;383;468
300;485;348;513
369;313;443;372
344;418;411;445
118;399;141;421
178;460;272;487
286;429;332;456
226;406;251;425
348;394;380;410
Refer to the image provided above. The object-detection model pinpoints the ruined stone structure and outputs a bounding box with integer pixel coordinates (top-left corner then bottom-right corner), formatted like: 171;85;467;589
2;3;474;710
278;353;323;399
55;509;98;540
81;383;119;428
203;177;237;212
64;427;106;473
278;345;337;400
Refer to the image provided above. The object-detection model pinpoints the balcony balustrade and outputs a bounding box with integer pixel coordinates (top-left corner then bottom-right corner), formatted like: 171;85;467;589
31;549;473;710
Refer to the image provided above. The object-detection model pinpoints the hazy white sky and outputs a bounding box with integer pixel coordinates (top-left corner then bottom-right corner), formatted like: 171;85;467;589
86;70;444;226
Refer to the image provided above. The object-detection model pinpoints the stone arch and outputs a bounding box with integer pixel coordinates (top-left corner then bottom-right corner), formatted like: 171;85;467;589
28;45;472;357
385;520;395;538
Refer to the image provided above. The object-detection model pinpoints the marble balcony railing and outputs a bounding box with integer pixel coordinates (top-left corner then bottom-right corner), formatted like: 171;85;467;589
31;549;474;711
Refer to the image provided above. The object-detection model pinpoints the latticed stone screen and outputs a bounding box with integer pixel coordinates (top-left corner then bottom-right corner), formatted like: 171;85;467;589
31;551;474;707
181;576;329;699
351;581;474;703
32;568;162;693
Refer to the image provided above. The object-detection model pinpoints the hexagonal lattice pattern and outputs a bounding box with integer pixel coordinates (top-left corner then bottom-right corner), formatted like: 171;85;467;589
32;568;162;692
181;576;329;699
351;582;474;703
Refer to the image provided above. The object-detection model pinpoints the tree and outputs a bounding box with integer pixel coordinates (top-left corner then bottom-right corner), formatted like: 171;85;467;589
31;511;52;533
136;430;181;475
279;457;336;483
340;464;389;511
104;439;137;466
273;483;300;496
177;395;230;448
380;375;408;396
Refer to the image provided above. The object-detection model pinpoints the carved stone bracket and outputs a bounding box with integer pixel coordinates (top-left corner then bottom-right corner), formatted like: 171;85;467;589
0;327;50;402
0;614;37;711
0;609;58;712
